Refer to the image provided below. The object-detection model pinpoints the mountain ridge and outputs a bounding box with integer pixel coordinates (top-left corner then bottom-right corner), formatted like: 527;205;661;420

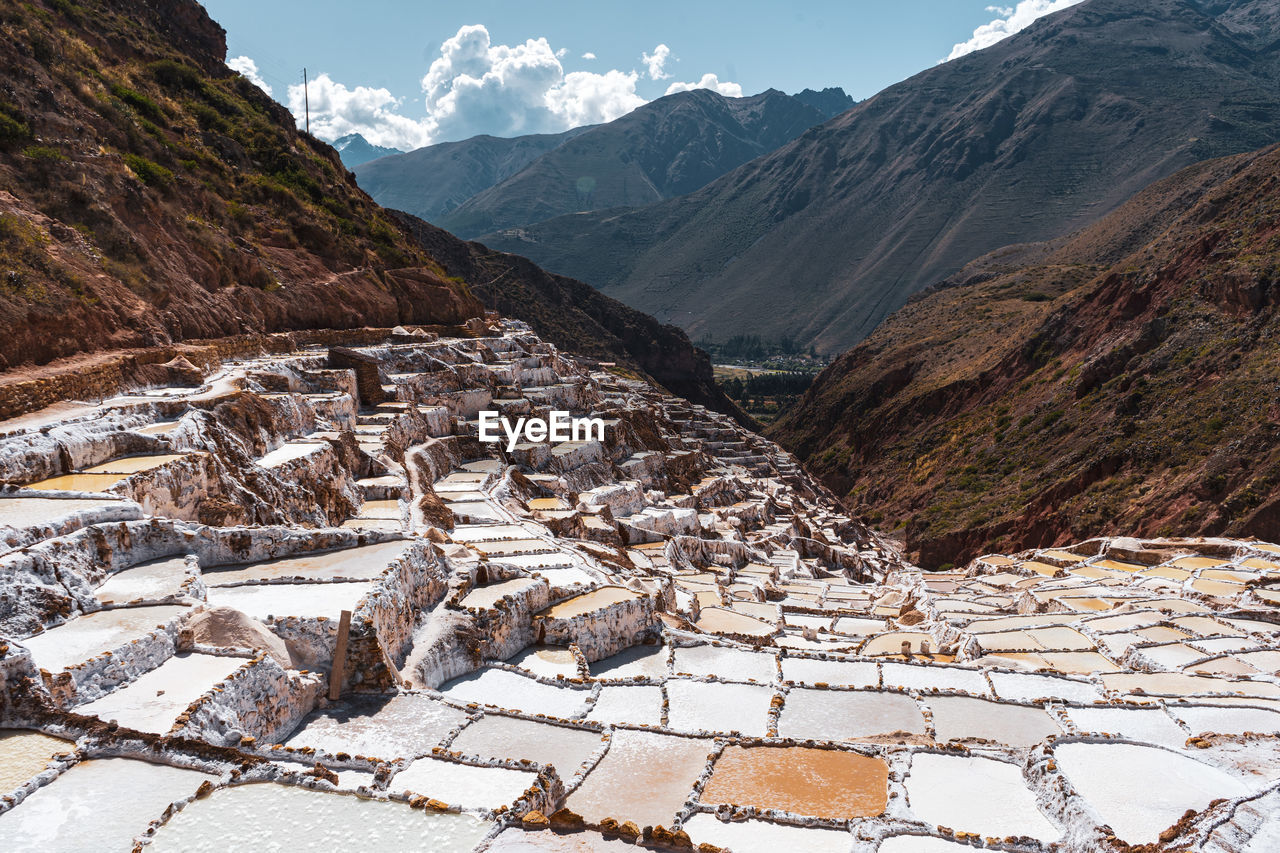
478;0;1280;354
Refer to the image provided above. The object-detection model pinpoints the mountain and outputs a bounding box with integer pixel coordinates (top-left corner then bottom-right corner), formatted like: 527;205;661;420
0;0;741;423
791;87;855;118
360;88;839;239
438;88;833;238
353;128;589;223
332;133;402;168
480;0;1280;354
770;141;1280;567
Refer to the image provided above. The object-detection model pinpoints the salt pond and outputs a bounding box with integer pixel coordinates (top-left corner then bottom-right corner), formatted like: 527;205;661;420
18;604;188;672
1054;741;1252;845
149;782;491;852
0;757;212;852
567;730;710;828
284;693;468;759
77;653;243;734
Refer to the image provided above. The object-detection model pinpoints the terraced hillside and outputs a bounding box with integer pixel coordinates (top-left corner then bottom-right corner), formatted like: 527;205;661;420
2;323;1280;851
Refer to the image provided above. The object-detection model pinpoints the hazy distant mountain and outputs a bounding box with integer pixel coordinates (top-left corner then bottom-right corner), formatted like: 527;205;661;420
353;128;590;223
332;133;402;167
481;0;1280;354
353;88;843;239
433;88;834;238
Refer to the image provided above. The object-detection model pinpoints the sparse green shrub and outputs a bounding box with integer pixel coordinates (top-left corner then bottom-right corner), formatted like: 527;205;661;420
21;144;64;162
123;152;173;187
110;83;164;121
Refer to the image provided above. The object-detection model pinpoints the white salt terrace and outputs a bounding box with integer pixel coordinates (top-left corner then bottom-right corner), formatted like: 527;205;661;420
17;605;189;673
3;325;1280;852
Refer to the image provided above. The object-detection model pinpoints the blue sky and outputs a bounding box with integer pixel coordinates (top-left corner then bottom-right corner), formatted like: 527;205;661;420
201;0;1084;149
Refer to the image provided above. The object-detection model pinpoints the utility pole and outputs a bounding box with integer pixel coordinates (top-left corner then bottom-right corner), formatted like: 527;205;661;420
302;67;310;135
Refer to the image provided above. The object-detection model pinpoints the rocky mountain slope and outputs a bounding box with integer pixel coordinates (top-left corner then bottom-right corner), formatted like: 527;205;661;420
481;0;1280;354
332;132;401;168
435;88;837;239
770;141;1280;566
352;127;589;223
0;0;480;369
0;0;741;420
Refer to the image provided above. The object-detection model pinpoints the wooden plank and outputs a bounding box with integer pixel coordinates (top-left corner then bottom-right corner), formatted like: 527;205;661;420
329;609;352;701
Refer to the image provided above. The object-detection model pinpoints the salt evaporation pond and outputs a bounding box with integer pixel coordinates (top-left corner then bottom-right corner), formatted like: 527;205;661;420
83;453;189;474
781;656;879;687
988;671;1104;704
778;689;925;741
205;581;371;620
672;644;776;682
881;661;989;695
0;757;212;852
927;695;1061;747
284;693;468;759
449;715;602;779
461;577;542;609
486;828;636;851
587;684;664;726
703;744;887;819
542;586;640;618
94;556;189;604
203;540;408;585
879;835;975;852
389;757;537;808
588;643;668;679
77;653;243;734
18;604;188;672
567;730;710;828
508;645;580;679
665;679;772;735
149;782;492;852
0;730;72;792
0;497;124;528
23;473;127;491
1171;704;1280;735
682;813;852;853
905;753;1060;842
1054;741;1252;845
1064;706;1190;749
695;606;776;637
438;667;591;718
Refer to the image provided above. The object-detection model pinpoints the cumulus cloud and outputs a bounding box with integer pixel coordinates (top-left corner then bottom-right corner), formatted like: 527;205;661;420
288;26;743;148
582;52;597;60
419;25;645;141
665;73;743;98
642;44;672;80
228;55;271;97
946;0;1085;60
287;74;432;150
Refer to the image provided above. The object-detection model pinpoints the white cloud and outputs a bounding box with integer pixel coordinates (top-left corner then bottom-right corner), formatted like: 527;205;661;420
287;27;742;148
228;55;271;97
642;44;672;80
419;25;644;141
665;73;743;98
287;74;432;149
582;52;597;60
946;0;1085;61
